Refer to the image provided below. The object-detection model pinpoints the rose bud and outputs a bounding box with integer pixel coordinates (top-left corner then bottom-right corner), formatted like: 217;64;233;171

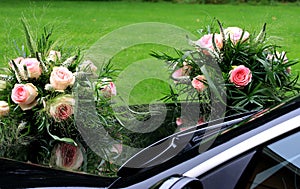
47;50;61;62
100;82;117;98
0;101;9;117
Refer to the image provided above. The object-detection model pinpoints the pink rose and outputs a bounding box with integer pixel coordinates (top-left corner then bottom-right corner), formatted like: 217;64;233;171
51;143;83;170
100;81;117;98
49;95;75;122
0;101;9;117
195;34;223;53
20;58;42;79
229;65;252;88
47;50;61;62
11;83;38;110
223;27;250;44
13;57;24;64
176;117;183;126
171;65;192;84
191;75;206;92
50;67;75;90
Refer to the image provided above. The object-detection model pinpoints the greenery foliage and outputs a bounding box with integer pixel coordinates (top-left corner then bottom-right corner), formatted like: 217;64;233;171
152;20;299;120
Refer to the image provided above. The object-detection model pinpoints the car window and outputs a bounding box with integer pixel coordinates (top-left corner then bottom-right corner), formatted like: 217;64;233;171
244;130;300;189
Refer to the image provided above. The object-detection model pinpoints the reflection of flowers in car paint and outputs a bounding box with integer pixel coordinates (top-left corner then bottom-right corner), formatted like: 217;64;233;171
176;117;205;131
51;143;84;170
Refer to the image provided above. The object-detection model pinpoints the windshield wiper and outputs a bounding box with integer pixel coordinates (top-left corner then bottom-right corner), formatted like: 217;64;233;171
118;111;256;176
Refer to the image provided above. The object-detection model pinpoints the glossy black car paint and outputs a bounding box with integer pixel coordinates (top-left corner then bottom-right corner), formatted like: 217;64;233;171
0;96;299;189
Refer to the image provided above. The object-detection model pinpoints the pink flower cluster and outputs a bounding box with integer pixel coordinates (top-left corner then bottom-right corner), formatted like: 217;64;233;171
176;117;205;132
195;26;250;54
8;51;76;121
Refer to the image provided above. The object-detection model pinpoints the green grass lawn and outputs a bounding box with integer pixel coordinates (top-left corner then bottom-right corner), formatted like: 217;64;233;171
0;1;299;104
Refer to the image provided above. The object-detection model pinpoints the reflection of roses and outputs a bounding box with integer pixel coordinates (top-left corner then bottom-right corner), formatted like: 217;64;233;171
224;27;250;44
11;83;38;110
50;67;75;90
195;33;223;52
21;58;42;79
191;75;206;92
0;101;9;117
229;65;252;88
51;143;83;170
49;95;75;122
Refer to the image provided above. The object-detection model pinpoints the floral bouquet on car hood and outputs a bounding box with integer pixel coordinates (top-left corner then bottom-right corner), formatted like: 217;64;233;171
151;20;299;127
0;19;120;176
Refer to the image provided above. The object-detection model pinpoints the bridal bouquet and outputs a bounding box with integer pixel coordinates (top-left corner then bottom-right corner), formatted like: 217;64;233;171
152;20;299;126
0;19;120;176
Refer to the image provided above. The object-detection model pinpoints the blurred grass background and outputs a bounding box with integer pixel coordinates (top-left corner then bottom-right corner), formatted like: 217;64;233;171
0;0;299;104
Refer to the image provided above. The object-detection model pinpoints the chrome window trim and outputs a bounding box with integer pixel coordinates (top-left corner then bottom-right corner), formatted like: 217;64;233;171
183;115;300;178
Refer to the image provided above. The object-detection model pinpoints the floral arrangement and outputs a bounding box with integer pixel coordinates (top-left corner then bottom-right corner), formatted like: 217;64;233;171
0;19;121;176
152;20;299;128
1;18;299;177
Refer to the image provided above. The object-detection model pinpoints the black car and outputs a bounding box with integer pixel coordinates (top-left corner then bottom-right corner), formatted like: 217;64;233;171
1;95;300;189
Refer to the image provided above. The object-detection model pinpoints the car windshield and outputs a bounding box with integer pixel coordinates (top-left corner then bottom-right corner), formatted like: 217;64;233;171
118;95;300;176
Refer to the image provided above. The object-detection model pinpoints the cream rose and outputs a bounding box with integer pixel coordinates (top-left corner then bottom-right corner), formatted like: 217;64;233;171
229;65;252;88
50;67;75;90
224;27;250;44
0;101;9;117
49;95;75;122
20;58;42;79
11;83;38;110
191;75;206;92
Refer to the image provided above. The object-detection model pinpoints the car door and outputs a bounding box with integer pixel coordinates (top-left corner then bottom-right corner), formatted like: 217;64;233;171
195;128;300;189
